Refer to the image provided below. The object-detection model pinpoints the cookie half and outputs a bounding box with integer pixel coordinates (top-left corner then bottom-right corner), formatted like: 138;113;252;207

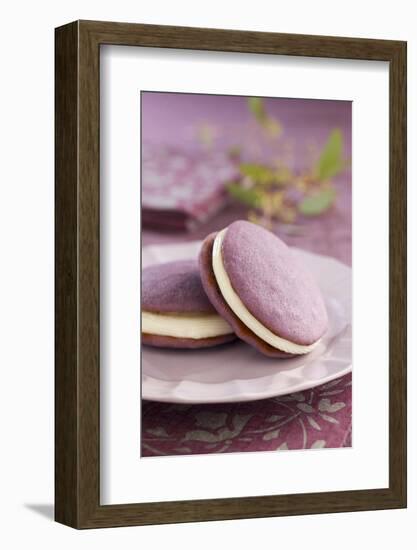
199;221;328;357
142;259;235;349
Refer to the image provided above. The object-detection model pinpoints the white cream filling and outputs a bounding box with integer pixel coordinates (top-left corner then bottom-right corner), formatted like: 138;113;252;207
142;311;233;340
212;229;320;354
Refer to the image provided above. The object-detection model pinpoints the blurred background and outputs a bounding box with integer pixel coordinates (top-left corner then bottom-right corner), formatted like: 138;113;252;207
141;91;351;264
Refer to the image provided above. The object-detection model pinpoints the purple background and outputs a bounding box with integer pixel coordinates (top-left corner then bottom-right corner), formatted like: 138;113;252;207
142;92;352;158
142;92;352;264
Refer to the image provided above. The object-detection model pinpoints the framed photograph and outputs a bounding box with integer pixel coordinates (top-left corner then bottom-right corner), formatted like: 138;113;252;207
55;20;406;528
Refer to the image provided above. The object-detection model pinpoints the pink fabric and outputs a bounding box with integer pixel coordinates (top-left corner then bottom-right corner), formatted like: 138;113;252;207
142;145;238;230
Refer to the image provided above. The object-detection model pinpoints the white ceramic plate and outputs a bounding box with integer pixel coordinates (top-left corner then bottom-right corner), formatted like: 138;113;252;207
142;240;352;404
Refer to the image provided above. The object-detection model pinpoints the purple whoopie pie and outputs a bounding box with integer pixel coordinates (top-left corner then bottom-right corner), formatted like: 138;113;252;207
141;259;235;349
198;220;328;357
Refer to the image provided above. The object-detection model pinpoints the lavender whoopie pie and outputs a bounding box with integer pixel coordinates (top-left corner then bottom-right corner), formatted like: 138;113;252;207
141;259;236;349
198;220;328;357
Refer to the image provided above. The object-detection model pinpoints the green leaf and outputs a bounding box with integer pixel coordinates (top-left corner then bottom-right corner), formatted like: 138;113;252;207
264;118;282;137
274;165;292;184
226;182;262;207
248;97;267;122
248;97;282;137
239;163;274;184
315;129;344;181
298;188;336;216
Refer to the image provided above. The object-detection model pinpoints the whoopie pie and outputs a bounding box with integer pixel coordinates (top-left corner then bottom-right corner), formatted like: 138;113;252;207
199;220;328;357
142;259;236;349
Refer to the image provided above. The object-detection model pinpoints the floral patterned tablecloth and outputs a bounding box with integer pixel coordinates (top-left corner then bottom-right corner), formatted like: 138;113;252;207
142;374;351;456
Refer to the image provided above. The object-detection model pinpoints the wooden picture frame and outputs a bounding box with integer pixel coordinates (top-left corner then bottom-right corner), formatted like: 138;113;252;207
55;20;407;529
